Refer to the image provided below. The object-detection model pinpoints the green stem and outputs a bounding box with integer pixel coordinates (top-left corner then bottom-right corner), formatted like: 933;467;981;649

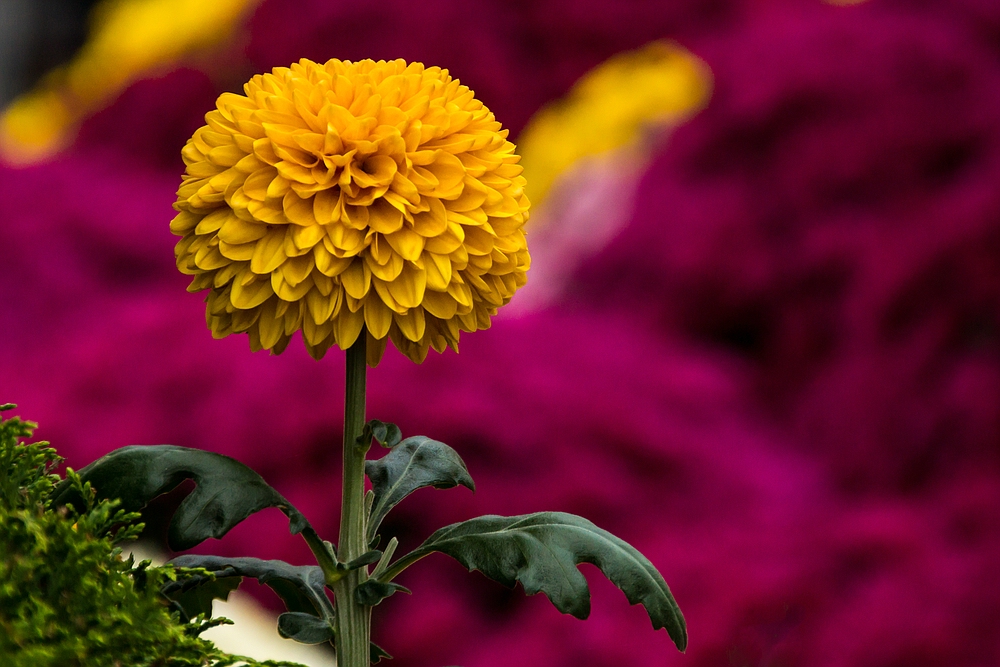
333;333;371;667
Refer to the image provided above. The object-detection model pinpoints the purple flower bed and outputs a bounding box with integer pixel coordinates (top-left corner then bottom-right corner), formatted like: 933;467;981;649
2;0;999;665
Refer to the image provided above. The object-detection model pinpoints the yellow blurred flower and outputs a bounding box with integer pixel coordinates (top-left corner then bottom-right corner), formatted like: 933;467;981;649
171;58;530;365
0;0;259;163
517;41;711;208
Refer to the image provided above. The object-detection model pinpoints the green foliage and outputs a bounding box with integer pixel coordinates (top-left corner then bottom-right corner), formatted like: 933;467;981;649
276;612;333;645
381;511;688;651
364;436;475;545
360;420;402;449
0;405;304;667
165;556;332;621
36;410;687;662
52;445;313;551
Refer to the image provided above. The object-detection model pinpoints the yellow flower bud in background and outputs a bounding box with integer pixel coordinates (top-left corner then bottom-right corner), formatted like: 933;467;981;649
171;58;531;365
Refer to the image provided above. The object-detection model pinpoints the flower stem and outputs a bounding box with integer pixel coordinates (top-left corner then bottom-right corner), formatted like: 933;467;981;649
333;333;371;667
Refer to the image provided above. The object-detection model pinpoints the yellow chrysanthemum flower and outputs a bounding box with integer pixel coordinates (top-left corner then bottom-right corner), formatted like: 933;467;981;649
171;58;530;365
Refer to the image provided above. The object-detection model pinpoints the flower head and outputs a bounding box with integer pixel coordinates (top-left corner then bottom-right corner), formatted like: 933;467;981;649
171;58;530;364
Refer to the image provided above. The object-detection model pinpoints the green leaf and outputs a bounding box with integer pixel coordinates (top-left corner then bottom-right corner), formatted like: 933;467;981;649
165;574;242;620
387;512;687;651
51;445;311;551
277;612;334;645
370;641;392;664
365;436;475;543
363;420;402;448
165;555;333;620
354;580;411;607
344;549;383;571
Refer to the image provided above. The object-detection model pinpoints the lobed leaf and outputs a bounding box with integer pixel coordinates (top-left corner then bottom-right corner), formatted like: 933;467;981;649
164;575;242;621
370;642;392;664
165;555;333;622
277;612;334;645
51;445;311;551
365;436;475;543
387;512;687;651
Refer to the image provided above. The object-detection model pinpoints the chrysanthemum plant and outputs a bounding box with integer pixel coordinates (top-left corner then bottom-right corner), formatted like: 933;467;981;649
63;59;686;666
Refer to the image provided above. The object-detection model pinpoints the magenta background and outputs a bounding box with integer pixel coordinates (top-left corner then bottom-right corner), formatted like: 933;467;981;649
3;0;1000;665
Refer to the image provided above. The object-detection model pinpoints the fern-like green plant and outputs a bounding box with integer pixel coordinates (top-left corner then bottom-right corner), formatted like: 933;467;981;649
0;403;303;667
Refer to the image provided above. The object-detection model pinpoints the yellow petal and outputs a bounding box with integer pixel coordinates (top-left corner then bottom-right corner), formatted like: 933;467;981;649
207;144;246;168
366;332;388;367
194;245;227;270
281;254;315;286
326;225;367;257
272;271;313;301
385;262;426;310
422;289;458;319
333;305;365;349
423;221;464;255
244;167;277;201
290;222;326;250
257;303;284;350
393;307;426;342
219;241;257;261
447;280;473;309
276;161;314;184
411;198;448;237
364;297;393;339
306;287;340;324
367;200;403;234
169;211;200;235
462;225;496;256
314;243;352;276
389;172;420;204
385;227;425;261
250;228;287;274
366;242;404;282
231;276;275;309
423;252;452;291
449;177;489;212
194;208;230;234
314;189;339;224
267;175;292;199
426;151;465;198
283;191;317;226
340;259;371;299
343;203;371;230
219;215;268;245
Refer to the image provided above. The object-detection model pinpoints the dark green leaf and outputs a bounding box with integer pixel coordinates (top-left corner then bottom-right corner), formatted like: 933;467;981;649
389;512;687;651
277;612;334;645
365;436;475;543
354;580;411;607
344;549;382;571
370;642;392;663
165;575;242;621
363;420;402;448
51;445;311;551
166;555;333;619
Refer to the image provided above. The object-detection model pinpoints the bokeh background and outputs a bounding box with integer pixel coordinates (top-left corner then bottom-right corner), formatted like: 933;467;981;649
3;0;1000;665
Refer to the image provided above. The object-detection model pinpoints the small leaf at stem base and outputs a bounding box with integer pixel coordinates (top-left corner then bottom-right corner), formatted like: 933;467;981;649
354;580;411;607
362;420;402;448
278;612;335;645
